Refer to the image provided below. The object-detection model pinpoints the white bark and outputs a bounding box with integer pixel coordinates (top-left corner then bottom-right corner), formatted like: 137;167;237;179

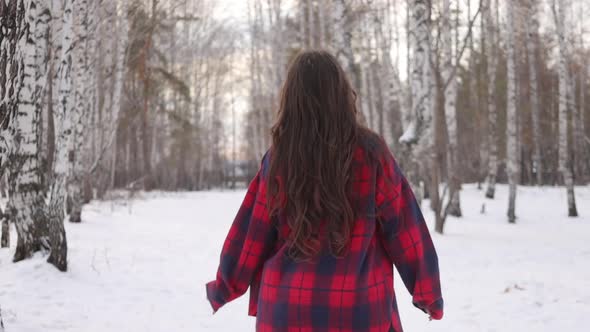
360;19;373;128
506;0;517;223
36;0;51;176
526;0;542;185
441;0;461;217
298;0;306;48
109;0;129;188
1;0;50;261
399;0;432;148
317;0;326;47
68;0;92;223
331;0;360;92
306;0;313;48
0;207;8;248
484;0;498;198
380;52;401;148
47;0;75;271
553;0;578;217
379;1;402;148
0;0;23;169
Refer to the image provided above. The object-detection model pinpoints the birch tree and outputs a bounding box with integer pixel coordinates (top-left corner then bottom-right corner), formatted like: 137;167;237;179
0;0;22;169
399;0;432;147
107;0;129;188
9;0;53;261
484;0;498;198
553;0;578;217
46;0;75;272
441;0;461;217
526;0;542;185
331;0;360;93
1;208;8;248
68;0;93;223
505;0;518;223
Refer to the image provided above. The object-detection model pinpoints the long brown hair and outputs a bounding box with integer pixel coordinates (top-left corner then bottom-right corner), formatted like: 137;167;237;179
267;50;360;260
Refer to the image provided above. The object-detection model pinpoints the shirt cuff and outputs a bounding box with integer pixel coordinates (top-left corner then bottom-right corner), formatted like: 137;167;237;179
206;280;225;313
413;298;444;320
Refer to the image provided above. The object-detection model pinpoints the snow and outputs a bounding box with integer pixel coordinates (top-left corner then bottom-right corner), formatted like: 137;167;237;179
1;184;590;332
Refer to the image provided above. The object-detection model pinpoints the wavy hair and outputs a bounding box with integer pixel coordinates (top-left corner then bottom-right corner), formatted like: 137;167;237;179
267;50;362;260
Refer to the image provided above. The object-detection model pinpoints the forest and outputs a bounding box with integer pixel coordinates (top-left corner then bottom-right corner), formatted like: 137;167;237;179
1;1;590;331
0;0;588;271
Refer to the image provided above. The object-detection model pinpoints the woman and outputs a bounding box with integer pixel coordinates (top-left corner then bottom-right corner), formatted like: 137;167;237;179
206;50;443;332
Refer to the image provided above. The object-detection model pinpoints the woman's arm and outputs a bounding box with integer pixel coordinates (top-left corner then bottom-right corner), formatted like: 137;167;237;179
206;157;277;313
375;148;444;320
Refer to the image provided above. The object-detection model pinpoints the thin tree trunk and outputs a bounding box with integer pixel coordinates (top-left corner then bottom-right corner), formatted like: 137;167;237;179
484;0;498;199
578;5;587;181
306;0;313;48
69;0;91;223
331;0;360;94
318;0;326;47
109;0;128;190
526;0;542;185
553;0;578;217
477;0;487;188
0;305;4;332
400;0;432;147
47;0;74;272
442;0;461;217
400;0;433;209
505;0;518;223
1;207;8;248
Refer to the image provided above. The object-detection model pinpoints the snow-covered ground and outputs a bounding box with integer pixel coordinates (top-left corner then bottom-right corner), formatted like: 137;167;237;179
1;184;590;332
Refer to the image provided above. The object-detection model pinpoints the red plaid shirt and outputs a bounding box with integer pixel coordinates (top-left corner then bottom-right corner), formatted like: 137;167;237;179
206;139;443;331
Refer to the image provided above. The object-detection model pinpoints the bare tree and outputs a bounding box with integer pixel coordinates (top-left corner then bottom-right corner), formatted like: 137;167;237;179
46;0;75;272
399;0;432;147
526;0;542;185
1;207;8;248
11;0;53;261
484;0;498;199
441;0;461;217
331;0;361;93
505;0;518;223
553;0;578;217
68;0;93;223
0;305;4;332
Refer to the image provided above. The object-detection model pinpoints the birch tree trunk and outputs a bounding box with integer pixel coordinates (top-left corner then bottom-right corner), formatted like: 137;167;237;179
526;0;542;185
0;0;22;172
505;0;518;223
0;207;8;248
68;0;92;223
442;0;461;217
399;0;432;147
484;0;498;199
36;0;51;183
377;21;401;148
317;0;326;47
331;0;360;93
306;0;314;48
47;0;75;272
109;0;129;189
399;0;433;212
553;0;578;217
0;0;50;262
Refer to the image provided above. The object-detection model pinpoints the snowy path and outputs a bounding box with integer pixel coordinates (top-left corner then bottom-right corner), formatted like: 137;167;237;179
1;185;590;332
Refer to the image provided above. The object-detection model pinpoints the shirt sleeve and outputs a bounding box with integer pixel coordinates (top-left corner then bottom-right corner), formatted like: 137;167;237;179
206;157;277;313
375;148;444;320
